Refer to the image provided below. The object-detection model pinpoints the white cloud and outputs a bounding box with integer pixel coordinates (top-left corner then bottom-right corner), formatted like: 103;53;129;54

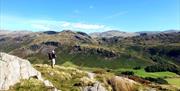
72;23;104;29
30;20;117;32
61;22;71;27
0;15;120;33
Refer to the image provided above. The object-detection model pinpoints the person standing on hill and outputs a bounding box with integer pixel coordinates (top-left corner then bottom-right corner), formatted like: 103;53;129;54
48;50;57;68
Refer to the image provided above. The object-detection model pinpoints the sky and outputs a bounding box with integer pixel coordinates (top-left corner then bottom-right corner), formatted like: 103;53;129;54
0;0;180;33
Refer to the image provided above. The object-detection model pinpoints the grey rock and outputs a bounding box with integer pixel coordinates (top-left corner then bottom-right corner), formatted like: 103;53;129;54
87;72;95;80
0;52;42;90
0;52;60;91
43;80;54;87
81;82;106;91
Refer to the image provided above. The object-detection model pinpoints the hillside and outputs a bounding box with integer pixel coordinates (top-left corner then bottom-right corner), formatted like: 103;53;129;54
0;30;180;90
1;53;179;91
0;30;180;69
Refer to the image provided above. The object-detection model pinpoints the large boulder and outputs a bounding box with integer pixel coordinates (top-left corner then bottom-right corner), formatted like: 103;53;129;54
109;76;139;91
0;52;43;90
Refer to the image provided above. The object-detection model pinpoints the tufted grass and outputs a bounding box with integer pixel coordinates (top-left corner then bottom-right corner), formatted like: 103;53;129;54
8;78;49;91
165;78;180;87
33;64;88;91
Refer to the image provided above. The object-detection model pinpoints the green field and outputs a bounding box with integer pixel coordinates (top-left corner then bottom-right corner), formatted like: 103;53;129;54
59;61;179;80
165;78;180;87
115;68;178;78
134;69;178;78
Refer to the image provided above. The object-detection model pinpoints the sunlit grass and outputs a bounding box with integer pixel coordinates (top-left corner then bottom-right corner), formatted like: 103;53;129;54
115;68;178;78
8;78;49;91
34;64;88;91
165;78;180;87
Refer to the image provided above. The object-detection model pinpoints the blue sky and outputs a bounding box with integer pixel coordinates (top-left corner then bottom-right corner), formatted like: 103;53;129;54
0;0;180;33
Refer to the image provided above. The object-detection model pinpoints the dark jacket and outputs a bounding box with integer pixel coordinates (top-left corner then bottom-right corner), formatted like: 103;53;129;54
48;52;56;60
52;53;56;59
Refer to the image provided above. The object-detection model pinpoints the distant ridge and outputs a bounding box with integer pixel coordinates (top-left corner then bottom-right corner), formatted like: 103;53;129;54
43;31;59;35
90;30;138;38
137;29;180;35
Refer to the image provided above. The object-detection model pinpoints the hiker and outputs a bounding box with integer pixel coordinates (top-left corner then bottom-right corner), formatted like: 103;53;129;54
48;50;57;68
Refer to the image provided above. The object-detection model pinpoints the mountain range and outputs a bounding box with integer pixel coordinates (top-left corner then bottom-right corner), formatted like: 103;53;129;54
0;29;180;90
0;29;179;67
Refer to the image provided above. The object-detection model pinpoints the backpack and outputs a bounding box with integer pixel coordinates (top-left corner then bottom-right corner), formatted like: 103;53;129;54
48;52;52;60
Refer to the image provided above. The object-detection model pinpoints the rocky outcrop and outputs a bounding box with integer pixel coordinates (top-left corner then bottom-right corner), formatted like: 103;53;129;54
71;45;118;58
42;41;61;47
82;82;106;91
81;72;107;91
87;72;96;80
0;52;59;90
109;76;139;91
0;52;41;90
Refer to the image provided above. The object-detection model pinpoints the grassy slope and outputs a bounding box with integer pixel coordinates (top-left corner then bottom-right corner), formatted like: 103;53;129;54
33;64;88;91
165;78;180;87
115;68;179;78
8;78;49;91
8;63;180;91
26;44;180;89
27;43;153;69
56;46;153;69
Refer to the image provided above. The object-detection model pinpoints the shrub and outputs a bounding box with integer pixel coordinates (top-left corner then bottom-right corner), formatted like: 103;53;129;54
106;69;112;72
144;77;168;84
144;64;180;75
133;66;141;70
121;71;134;76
